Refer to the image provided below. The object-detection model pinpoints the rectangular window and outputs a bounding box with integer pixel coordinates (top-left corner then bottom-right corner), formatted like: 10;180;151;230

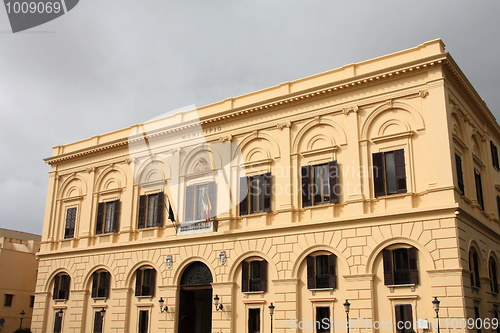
490;259;499;294
470;251;481;289
53;274;70;300
53;312;63;333
301;161;339;207
4;294;13;306
474;306;481;333
135;268;156;297
138;310;149;333
92;271;110;299
93;311;104;333
395;304;413;333
373;149;407;197
242;260;268;292
248;308;260;333
184;182;217;222
474;170;484;210
64;207;77;239
96;200;120;235
239;173;272;216
455;154;465;194
307;254;337;290
316;307;330;333
494;309;500;333
138;192;164;229
30;295;35;308
382;247;418;286
491;141;499;170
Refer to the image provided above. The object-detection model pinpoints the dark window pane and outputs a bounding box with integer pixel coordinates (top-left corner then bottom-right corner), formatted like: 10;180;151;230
249;261;261;291
316;307;330;333
475;306;481;333
393;249;410;285
54;312;63;333
64;207;77;239
385;152;397;193
4;294;13;306
138;310;149;333
30;295;35;308
315;255;329;288
146;194;158;227
98;272;107;298
104;202;115;233
249;308;260;333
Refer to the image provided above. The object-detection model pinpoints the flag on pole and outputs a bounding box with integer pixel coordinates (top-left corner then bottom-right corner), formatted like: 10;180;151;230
168;198;175;222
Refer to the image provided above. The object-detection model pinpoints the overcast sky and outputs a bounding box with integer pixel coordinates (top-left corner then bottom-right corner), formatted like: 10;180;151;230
1;1;499;235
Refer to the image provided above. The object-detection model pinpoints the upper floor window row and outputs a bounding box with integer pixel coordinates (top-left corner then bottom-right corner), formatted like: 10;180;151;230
240;173;271;215
301;161;339;207
96;200;120;235
138;192;164;229
373;149;407;198
491;141;499;170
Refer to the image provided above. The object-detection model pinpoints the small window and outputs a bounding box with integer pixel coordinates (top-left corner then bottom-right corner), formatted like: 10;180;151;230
490;258;499;294
4;294;13;306
241;260;267;292
493;309;500;333
491;141;499;170
455;154;465;194
184;182;216;222
93;310;104;333
138;310;149;333
30;295;35;308
474;170;484;210
52;274;70;300
53;312;63;333
64;207;77;239
469;249;481;289
239;173;272;215
395;304;413;333
474;306;482;333
248;308;260;333
96;200;120;234
307;254;337;290
301;161;339;207
316;306;330;333
373;149;407;197
92;271;111;299
382;247;418;286
135;268;156;297
138;192;164;229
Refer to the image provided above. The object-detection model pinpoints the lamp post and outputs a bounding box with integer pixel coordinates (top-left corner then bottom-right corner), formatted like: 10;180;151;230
432;297;440;333
269;303;275;333
19;310;25;329
344;300;351;333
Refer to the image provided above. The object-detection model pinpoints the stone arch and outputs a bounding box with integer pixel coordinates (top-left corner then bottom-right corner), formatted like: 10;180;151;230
44;268;73;292
468;240;484;267
135;158;171;188
94;165;127;193
237;132;281;160
179;262;213;286
58;174;87;199
124;260;162;288
365;236;436;274
291;244;350;278
471;134;483;161
173;256;217;286
361;101;425;140
228;250;278;282
82;265;115;290
377;119;410;137
292;118;346;153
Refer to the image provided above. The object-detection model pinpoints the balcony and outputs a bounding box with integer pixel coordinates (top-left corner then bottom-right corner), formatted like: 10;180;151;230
177;218;218;236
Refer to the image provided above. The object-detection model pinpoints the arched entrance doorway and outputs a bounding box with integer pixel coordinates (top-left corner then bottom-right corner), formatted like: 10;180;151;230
178;262;213;333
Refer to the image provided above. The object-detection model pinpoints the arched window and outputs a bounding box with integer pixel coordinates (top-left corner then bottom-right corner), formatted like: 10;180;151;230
490;257;499;294
306;253;337;290
469;248;481;289
135;267;156;297
52;273;70;300
382;246;418;286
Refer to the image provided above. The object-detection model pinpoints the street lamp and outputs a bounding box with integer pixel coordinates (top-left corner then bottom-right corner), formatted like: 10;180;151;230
269;303;275;333
213;295;223;311
19;310;25;329
100;308;106;317
158;297;168;313
432;297;440;333
344;300;351;333
57;309;64;318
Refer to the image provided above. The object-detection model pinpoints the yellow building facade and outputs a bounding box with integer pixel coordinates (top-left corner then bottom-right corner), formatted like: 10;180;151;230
33;39;500;333
0;228;41;332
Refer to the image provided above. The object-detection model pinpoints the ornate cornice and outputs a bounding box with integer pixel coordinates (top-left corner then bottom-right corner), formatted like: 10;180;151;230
45;54;447;165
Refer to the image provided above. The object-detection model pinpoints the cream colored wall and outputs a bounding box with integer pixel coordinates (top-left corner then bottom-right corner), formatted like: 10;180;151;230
33;39;500;333
0;238;39;333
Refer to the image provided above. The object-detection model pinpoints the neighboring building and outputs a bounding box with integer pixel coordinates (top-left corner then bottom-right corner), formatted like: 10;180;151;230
33;39;500;333
0;228;41;332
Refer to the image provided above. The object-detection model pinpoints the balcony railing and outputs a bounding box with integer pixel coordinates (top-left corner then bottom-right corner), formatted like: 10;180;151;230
177;218;217;236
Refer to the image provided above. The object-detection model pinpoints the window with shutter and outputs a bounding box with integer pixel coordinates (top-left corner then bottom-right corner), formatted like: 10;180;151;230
372;149;407;197
186;182;217;221
490;257;499;294
455;154;465;194
135;268;156;297
475;306;482;333
96;201;120;234
92;271;111;299
395;304;413;333
64;207;77;239
53;312;63;333
138;310;149;333
301;166;312;207
242;260;267;292
316;307;331;333
241;173;272;215
470;250;481;289
382;247;418;286
53;274;70;300
474;170;484;210
491;141;500;170
239;176;249;216
302;162;339;207
93;311;103;333
138;192;164;229
306;254;337;290
248;308;260;333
